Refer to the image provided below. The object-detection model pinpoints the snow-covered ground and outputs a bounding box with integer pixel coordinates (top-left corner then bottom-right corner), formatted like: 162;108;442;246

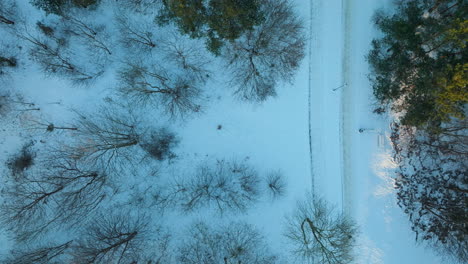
308;0;446;263
0;0;448;263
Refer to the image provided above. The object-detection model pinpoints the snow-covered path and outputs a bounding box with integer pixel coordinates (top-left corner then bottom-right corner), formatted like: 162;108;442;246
309;0;344;207
310;0;446;263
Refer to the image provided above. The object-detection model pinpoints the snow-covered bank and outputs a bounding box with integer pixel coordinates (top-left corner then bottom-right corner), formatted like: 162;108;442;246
337;0;445;263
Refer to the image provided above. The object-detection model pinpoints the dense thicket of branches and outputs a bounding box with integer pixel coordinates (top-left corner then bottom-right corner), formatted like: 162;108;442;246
21;22;105;85
1;155;108;241
223;0;305;102
5;241;73;264
391;122;468;263
71;212;154;263
178;221;278;264
285;194;357;264
118;63;203;119
60;107;179;170
158;159;261;213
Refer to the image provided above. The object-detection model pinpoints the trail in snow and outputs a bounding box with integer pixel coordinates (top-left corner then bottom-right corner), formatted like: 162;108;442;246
340;0;354;216
308;0;343;208
308;0;317;199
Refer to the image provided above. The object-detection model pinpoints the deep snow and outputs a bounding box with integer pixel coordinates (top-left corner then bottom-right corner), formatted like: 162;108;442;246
0;0;449;263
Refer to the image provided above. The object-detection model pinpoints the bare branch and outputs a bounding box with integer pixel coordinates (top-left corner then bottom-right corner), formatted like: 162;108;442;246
178;221;279;264
284;194;358;263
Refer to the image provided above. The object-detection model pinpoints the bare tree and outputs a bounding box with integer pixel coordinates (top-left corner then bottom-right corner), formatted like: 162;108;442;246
223;0;305;102
264;170;287;200
19;21;104;85
71;212;158;264
284;194;358;264
178;221;279;264
61;14;112;55
0;93;41;119
24;114;78;132
0;37;21;82
160;159;261;213
0;156;107;241
63;107;179;170
65;107;139;169
5;241;73;264
117;14;159;53
162;32;211;83
118;63;203;119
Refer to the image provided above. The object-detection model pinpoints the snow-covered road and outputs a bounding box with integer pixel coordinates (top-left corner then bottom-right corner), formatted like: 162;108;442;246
309;0;445;263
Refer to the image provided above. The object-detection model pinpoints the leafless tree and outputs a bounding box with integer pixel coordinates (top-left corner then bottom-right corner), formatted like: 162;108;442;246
65;107;140;169
162;33;211;83
71;212;157;264
159;159;261;214
117;14;159;53
19;21;104;85
25;114;78;132
118;63;203;119
223;0;305;102
0;93;41;118
61;14;112;55
178;221;279;264
4;241;73;264
0;156;108;241
63;107;179;170
284;194;358;264
0;35;21;82
264;170;287;199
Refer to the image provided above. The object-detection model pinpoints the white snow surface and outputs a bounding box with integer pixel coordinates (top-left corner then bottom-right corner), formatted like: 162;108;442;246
0;0;447;263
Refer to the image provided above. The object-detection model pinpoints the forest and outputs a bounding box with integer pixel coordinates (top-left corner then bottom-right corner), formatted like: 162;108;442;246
368;0;467;262
0;0;359;263
1;0;466;263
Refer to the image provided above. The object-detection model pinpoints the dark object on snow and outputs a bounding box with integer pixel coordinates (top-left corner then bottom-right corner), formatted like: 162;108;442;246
373;107;385;115
7;141;36;176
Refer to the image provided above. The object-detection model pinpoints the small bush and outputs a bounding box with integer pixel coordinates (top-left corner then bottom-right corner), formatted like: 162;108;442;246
265;170;287;199
0;56;16;68
140;128;179;161
7;141;36;176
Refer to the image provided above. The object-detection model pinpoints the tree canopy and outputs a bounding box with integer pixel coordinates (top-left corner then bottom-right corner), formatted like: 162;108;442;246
157;0;264;54
368;0;467;129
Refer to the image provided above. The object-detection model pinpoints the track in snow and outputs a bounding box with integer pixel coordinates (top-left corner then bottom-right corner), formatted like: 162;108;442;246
340;0;354;216
308;0;316;199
